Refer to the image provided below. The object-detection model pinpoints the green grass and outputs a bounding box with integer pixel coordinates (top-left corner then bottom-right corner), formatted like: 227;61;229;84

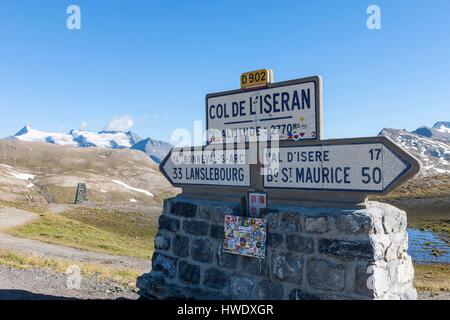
7;211;155;259
62;207;159;240
414;263;450;293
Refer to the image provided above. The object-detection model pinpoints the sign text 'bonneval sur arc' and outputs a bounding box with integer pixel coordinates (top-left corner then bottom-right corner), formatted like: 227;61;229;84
160;146;250;187
263;136;420;193
206;76;322;143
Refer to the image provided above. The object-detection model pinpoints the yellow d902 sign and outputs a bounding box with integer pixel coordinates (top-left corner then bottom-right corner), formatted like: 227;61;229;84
240;69;273;89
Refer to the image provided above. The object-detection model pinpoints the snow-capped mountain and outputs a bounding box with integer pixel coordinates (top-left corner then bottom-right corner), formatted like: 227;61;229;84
13;125;78;146
380;124;450;177
413;121;450;143
7;125;172;164
11;125;142;149
130;137;172;164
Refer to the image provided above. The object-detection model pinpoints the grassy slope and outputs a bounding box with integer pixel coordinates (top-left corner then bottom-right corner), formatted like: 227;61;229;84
6;206;159;259
414;263;450;293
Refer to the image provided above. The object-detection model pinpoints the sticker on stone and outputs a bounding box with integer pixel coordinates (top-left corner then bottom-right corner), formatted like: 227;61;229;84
223;215;267;258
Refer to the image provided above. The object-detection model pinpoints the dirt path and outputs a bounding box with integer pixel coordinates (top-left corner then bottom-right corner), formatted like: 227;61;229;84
0;206;38;230
0;206;150;272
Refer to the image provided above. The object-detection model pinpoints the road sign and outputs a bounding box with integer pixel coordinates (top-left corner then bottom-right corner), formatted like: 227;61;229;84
160;146;251;187
262;136;421;194
240;69;273;89
206;76;322;144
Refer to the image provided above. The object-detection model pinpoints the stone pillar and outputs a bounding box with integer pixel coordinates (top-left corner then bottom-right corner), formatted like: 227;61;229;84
137;198;416;300
74;182;88;204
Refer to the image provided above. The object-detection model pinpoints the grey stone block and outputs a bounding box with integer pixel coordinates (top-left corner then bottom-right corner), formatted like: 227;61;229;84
183;220;209;236
257;280;284;300
336;214;373;234
216;251;239;269
260;208;279;229
383;212;406;233
209;224;224;240
173;234;190;257
307;259;345;291
267;233;283;249
178;261;201;285
154;234;171;251
159;215;180;232
288;289;321;300
280;213;302;232
204;268;229;290
272;252;304;284
286;234;314;254
318;239;374;260
197;205;233;224
241;256;270;277
230;276;256;299
355;264;374;297
152;253;177;279
192;238;214;263
171;201;197;218
162;199;172;214
136;272;167;299
305;217;328;233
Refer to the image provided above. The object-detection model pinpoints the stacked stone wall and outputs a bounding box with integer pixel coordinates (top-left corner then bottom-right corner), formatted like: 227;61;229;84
137;198;416;300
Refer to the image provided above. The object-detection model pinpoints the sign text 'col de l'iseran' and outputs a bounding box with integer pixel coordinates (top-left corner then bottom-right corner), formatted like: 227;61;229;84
206;76;322;143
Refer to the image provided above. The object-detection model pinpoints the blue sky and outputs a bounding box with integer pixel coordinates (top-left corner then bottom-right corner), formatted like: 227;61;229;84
0;0;449;143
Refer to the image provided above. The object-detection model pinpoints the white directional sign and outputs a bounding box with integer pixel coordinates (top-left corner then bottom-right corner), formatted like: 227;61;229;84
160;147;251;187
262;137;420;193
206;76;322;144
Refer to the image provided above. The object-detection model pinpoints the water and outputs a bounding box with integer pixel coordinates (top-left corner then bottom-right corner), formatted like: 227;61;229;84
407;228;450;264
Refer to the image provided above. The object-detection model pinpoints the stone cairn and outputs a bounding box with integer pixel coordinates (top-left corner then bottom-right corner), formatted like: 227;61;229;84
74;182;88;204
137;198;416;300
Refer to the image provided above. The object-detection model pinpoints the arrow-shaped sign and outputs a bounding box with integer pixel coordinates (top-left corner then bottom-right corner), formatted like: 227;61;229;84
160;146;251;187
262;136;421;194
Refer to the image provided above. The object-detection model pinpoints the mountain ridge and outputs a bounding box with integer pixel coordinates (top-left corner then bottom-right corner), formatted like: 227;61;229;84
7;125;172;163
379;121;450;177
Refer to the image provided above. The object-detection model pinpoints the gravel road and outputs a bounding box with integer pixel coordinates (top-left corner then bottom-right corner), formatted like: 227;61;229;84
0;265;139;300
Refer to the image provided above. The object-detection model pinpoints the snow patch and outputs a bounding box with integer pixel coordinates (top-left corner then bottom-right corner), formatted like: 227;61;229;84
129;198;137;203
8;171;35;180
434;168;450;174
112;179;154;197
436;125;450;134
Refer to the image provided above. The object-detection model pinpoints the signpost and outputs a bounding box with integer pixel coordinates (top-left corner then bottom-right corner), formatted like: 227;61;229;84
206;76;322;144
159;71;420;207
150;71;422;301
262;137;420;193
160;146;251;187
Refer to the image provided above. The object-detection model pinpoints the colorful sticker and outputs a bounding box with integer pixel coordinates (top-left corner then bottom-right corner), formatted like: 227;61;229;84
223;215;267;258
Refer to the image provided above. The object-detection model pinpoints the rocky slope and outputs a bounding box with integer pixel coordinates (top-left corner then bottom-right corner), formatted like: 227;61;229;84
380;123;450;177
0;139;177;206
130;138;172;164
